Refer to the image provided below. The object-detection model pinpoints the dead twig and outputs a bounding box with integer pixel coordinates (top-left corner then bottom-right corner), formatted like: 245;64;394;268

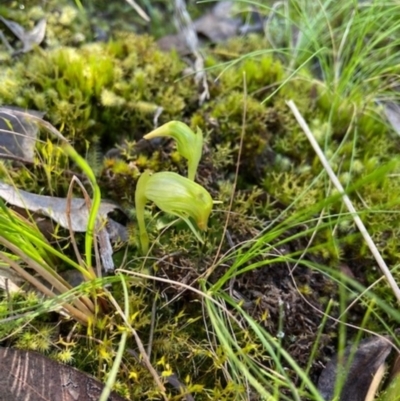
124;0;150;22
105;288;168;399
174;0;209;104
287;99;400;304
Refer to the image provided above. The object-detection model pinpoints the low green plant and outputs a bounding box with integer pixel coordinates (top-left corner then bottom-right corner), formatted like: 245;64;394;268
3;1;400;400
0;111;103;326
136;121;213;253
191;1;400;399
144;121;203;181
0;114;214;399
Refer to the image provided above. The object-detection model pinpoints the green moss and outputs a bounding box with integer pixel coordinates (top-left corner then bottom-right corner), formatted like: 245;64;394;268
0;32;194;153
2;3;400;399
3;19;393;278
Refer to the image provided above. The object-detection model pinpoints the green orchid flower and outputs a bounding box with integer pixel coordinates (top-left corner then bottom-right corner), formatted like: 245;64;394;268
135;171;213;253
144;121;203;181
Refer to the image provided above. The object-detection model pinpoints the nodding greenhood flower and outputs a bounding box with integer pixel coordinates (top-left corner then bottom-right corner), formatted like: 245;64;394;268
135;171;213;253
144;121;203;181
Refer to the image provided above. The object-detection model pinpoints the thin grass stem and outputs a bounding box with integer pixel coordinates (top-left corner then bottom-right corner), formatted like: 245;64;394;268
287;99;400;303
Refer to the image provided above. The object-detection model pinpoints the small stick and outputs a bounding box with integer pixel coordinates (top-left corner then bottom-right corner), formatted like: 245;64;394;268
287;99;400;304
174;0;209;104
124;0;150;22
105;290;167;398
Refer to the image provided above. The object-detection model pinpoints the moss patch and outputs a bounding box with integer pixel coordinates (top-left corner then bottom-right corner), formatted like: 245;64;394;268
1;2;400;400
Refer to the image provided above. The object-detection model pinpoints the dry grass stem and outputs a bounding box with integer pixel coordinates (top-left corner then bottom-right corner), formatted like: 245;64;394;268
105;288;167;398
287;99;400;304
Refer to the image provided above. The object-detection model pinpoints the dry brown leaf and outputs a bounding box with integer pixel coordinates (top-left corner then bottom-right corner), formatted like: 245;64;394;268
0;17;46;54
381;101;400;136
317;336;392;401
157;33;193;55
0;266;22;292
0;347;128;401
157;1;241;53
0;107;44;163
0;183;128;272
0;182;122;234
193;2;241;43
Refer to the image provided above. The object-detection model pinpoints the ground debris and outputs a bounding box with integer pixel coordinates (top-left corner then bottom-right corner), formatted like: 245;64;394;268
0;16;46;54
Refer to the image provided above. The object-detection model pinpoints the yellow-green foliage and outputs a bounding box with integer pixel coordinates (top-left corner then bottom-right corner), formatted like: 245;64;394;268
2;2;400;399
1;4;397;268
0;32;193;151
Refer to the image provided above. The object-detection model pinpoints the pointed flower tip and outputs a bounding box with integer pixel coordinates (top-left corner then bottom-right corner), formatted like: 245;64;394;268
143;121;183;140
143;122;203;181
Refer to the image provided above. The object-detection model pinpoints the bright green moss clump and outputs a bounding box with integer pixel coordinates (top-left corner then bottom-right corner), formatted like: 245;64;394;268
0;32;193;152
